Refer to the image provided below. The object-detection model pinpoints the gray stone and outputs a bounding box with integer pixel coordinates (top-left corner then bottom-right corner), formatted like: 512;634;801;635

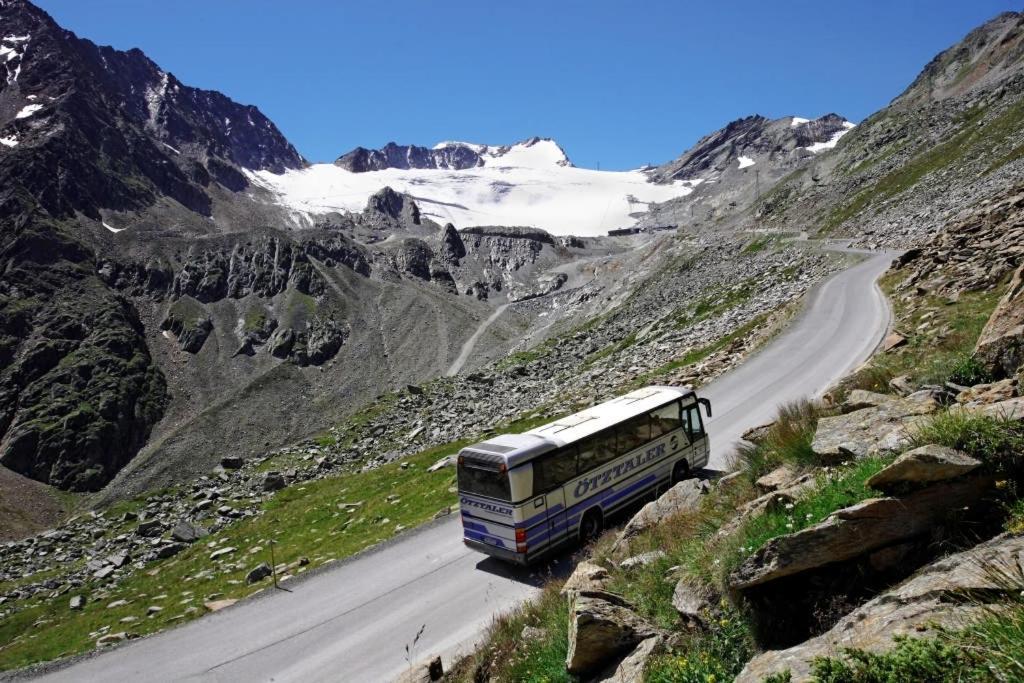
619;551;666;570
262;471;287;492
755;464;800;493
246;563;272;584
69;595;84;610
220;456;244;469
171;521;209;544
866;444;981;492
671;579;713;626
156;543;187;559
96;632;128;648
566;590;662;676
106;551;131;568
136;520;163;538
210;547;237;561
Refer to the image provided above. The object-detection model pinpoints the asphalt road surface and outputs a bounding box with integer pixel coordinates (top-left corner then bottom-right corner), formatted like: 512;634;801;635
32;249;893;683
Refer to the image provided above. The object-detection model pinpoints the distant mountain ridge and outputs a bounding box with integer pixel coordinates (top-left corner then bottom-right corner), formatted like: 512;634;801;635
334;136;573;172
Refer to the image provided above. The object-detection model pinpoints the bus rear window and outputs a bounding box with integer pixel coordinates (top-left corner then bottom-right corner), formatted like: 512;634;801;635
458;463;512;501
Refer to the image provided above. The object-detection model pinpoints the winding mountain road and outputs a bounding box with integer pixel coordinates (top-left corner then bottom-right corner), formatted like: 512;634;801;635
32;249;894;683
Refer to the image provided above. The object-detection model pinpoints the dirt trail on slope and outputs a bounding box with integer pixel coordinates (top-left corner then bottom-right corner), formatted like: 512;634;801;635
446;303;510;376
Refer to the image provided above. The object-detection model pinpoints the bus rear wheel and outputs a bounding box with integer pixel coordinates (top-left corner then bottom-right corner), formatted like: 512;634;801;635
671;460;689;485
579;510;602;544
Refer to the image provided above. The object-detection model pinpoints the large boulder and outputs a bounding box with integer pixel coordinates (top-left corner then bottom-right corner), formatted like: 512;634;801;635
610;479;708;555
811;393;940;462
729;475;993;590
735;533;1024;682
974;263;1024;379
566;590;662;676
866;444;981;493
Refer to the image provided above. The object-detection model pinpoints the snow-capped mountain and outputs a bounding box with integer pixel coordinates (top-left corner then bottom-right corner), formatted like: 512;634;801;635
248;137;698;237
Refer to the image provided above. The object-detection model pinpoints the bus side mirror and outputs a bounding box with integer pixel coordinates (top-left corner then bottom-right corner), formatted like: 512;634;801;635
698;397;712;418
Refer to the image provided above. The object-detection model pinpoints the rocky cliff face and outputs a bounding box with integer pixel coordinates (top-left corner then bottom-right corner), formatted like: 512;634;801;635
0;0;305;492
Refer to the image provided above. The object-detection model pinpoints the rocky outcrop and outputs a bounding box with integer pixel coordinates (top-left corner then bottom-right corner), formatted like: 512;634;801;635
160;310;213;354
736;533;1024;683
565;590;662;676
729;475;994;591
865;444;981;492
810;392;941;462
974;263;1024;379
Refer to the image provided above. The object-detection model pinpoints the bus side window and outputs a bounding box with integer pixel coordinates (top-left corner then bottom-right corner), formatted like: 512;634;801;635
617;414;650;455
577;437;601;474
597;430;618;466
534;446;578;493
684;405;705;440
650;402;683;440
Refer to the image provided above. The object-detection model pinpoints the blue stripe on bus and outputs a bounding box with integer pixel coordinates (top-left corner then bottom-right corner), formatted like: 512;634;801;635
463;528;510;548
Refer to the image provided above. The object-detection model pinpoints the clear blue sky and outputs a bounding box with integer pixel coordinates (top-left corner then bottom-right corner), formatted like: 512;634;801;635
35;0;1022;169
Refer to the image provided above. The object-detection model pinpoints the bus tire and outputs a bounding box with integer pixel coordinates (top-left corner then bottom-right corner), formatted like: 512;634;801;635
671;460;689;485
579;509;603;544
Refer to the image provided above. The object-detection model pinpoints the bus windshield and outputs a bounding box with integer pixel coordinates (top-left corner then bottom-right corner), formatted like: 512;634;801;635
457;463;511;501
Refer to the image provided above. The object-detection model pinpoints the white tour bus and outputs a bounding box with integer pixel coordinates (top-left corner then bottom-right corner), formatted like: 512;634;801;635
456;385;712;565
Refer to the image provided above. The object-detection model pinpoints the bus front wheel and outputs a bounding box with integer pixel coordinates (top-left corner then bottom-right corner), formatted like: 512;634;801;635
579;510;602;544
671;460;689;485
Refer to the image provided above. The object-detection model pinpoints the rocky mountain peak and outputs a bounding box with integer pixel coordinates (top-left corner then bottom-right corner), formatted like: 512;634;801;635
648;113;853;184
896;11;1024;107
0;0;304;221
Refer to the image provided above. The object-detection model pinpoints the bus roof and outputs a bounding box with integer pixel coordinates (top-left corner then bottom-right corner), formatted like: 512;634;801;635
460;385;695;469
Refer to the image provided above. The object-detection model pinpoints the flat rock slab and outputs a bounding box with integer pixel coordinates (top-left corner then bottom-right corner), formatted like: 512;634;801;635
736;533;1024;682
811;393;940;462
866;444;980;492
728;475;993;590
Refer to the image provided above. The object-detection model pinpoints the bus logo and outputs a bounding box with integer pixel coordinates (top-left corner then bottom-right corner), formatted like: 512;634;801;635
574;442;666;498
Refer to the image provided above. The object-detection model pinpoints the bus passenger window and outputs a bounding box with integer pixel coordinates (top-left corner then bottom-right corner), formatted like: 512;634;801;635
617;414;650;454
685;405;705;440
650;403;682;439
533;447;578;493
577;437;600;473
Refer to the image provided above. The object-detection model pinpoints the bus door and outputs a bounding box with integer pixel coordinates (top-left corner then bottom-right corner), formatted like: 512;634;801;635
683;403;708;463
545;487;568;546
